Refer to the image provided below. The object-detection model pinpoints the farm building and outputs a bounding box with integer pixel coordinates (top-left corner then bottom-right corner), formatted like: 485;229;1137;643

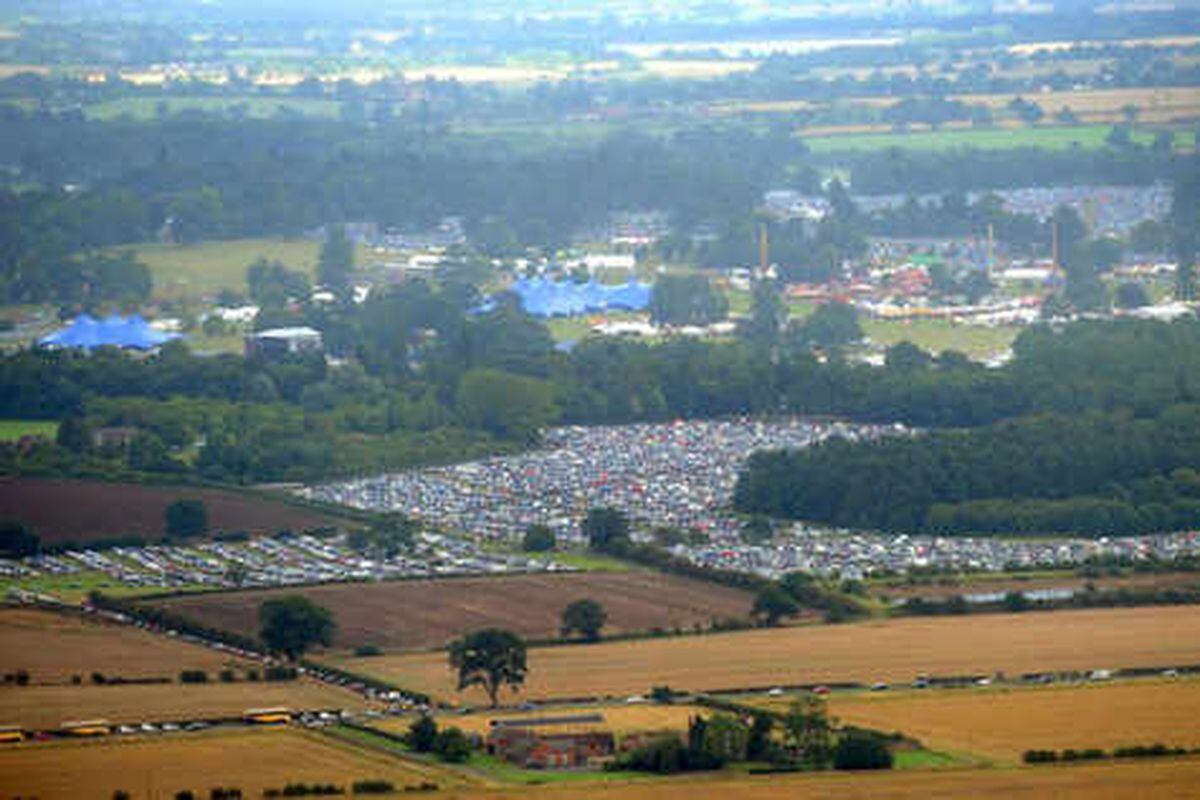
486;715;615;768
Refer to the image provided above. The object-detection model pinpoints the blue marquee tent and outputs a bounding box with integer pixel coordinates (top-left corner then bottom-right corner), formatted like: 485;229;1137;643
40;314;181;350
507;278;652;318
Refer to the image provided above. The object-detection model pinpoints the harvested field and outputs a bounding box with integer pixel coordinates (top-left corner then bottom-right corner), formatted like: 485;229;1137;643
0;608;250;683
821;679;1200;763
449;759;1200;799
0;681;366;730
335;606;1200;703
146;572;754;651
0;478;341;543
0;727;459;800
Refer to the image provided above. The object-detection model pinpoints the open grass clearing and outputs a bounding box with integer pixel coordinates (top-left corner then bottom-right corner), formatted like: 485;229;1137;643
0;726;458;800
334;606;1200;704
0;419;57;441
146;571;754;652
802;123;1150;153
862;318;1019;358
84;95;343;121
823;679;1200;764
110;236;386;301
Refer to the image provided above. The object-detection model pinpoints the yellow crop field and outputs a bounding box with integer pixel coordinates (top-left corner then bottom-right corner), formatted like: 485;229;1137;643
0;609;249;682
824;679;1200;763
336;607;1200;704
0;727;459;800
448;759;1200;799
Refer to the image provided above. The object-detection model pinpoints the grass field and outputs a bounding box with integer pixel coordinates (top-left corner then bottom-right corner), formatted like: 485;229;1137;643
1;569;210;604
0;478;341;544
334;606;1200;704
146;571;754;652
0;419;57;441
0;727;458;800
863;318;1018;358
802;123;1153;153
820;679;1200;764
84;95;344;121
115;237;386;300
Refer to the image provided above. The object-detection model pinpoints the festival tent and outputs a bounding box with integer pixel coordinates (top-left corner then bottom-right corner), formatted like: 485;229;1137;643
40;314;181;350
509;278;652;318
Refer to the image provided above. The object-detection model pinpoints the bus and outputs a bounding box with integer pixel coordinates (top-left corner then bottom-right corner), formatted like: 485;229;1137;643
243;708;292;725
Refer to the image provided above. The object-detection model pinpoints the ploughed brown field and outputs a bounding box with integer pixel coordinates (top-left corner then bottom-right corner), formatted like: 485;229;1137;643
0;728;460;800
335;606;1200;703
145;572;754;651
823;679;1200;763
0;609;366;728
0;478;339;543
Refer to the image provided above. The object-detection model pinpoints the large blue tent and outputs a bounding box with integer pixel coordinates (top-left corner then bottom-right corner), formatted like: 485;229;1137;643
40;314;181;350
508;278;652;318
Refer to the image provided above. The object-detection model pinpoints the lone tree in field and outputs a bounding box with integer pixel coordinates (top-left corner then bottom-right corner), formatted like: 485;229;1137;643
449;628;527;707
259;595;335;660
165;499;208;538
560;598;607;642
752;584;799;627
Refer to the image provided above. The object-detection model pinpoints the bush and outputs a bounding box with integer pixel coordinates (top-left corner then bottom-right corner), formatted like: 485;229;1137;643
353;645;382;657
179;670;208;684
433;727;472;763
1023;749;1059;763
833;731;894;771
351;780;394;795
407;715;437;753
219;669;236;683
210;789;243;800
165;499;208;538
175;792;196;800
264;666;299;682
610;737;690;774
91;671;106;685
522;523;556;552
113;792;131;800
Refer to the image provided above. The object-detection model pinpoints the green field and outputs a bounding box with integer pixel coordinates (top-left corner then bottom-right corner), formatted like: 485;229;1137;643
803;124;1174;153
0;419;57;441
84;95;343;121
863;318;1018;358
114;237;385;300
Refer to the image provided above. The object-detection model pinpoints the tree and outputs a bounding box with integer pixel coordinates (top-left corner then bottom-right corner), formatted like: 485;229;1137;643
522;523;556;552
783;696;833;768
1171;167;1199;302
258;595;336;660
650;274;729;326
0;521;39;558
56;412;90;452
582;506;630;552
349;513;418;559
740;515;774;545
407;715;438;752
318;224;355;291
449;628;527;707
745;278;784;350
1114;282;1150;309
456;369;559;443
790;301;861;351
433;726;472;762
752;584;800;626
165;499;208;538
834;730;894;770
561;598;607;642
